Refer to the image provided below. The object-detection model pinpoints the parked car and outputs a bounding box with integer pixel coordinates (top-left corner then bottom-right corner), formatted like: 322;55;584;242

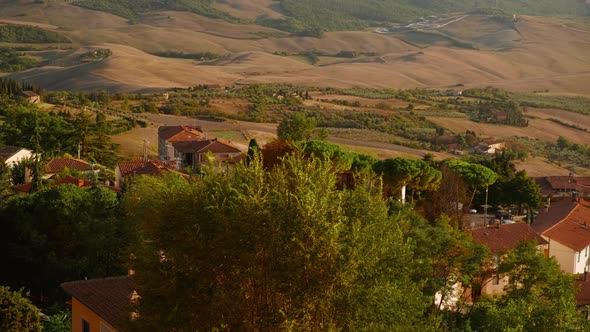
469;209;477;214
495;210;511;219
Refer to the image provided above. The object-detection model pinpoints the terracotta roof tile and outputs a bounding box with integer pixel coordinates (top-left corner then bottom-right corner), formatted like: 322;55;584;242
45;158;92;174
62;276;132;330
116;161;166;178
196;139;241;154
535;176;590;194
158;126;204;142
172;140;212;154
530;198;578;234
12;176;92;193
544;200;590;251
471;223;547;254
172;139;242;155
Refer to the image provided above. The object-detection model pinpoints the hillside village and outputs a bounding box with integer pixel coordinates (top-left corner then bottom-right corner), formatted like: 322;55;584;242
0;0;589;329
0;72;590;331
2;111;590;330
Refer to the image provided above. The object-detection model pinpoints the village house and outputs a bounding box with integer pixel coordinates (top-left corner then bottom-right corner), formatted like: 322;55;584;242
469;223;548;300
157;125;206;163
44;158;95;179
13;176;94;195
157;125;245;170
535;175;590;197
114;160;183;188
474;141;506;155
62;276;133;332
173;138;245;169
0;146;34;167
534;199;590;274
435;223;547;309
20;90;41;104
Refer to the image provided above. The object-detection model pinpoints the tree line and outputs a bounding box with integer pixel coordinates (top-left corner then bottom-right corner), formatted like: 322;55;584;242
0;24;71;44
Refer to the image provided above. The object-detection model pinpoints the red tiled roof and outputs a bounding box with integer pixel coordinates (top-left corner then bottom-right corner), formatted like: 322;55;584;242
544;200;590;251
224;153;247;164
12;183;32;193
534;177;554;196
530;198;578;234
21;90;39;97
196;139;241;154
62;276;132;330
172;138;242;155
172;140;212;154
45;158;92;174
12;176;93;193
535;176;590;193
471;223;548;254
547;176;577;190
116;161;167;178
158;126;204;142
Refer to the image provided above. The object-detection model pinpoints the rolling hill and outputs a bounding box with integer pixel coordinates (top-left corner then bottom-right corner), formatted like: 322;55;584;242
0;0;587;95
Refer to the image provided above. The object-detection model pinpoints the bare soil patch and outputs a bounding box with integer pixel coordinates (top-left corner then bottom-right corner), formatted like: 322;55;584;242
525;107;590;131
427;117;590;146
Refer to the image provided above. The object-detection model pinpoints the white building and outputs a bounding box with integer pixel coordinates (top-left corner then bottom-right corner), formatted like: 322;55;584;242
0;146;34;168
543;199;590;275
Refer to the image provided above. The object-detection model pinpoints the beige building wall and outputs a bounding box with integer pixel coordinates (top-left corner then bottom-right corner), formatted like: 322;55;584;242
548;238;576;273
71;297;118;332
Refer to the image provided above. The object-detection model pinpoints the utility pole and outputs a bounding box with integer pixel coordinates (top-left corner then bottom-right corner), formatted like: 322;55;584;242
484;186;489;227
143;139;148;161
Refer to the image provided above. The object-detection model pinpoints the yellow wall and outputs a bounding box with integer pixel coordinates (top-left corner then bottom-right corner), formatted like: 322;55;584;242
71;297;119;332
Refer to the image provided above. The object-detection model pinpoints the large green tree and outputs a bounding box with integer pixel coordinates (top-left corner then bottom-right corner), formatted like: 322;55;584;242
403;215;488;325
373;157;441;202
500;170;543;215
124;154;430;331
277;111;321;141
470;242;585;331
444;159;497;208
0;185;130;305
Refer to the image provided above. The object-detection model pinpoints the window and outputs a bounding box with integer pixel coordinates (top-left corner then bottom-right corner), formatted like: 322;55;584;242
82;320;90;332
492;274;500;285
578;252;581;263
586;247;588;257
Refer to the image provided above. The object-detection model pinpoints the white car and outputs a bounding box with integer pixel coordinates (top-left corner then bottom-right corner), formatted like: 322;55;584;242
469;209;477;214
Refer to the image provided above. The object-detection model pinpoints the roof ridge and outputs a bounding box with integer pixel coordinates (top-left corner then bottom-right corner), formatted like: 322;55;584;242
61;275;131;286
541;201;580;235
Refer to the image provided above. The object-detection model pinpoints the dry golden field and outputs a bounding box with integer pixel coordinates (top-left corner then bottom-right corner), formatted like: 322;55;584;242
1;0;589;175
427;116;590;146
1;1;589;94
